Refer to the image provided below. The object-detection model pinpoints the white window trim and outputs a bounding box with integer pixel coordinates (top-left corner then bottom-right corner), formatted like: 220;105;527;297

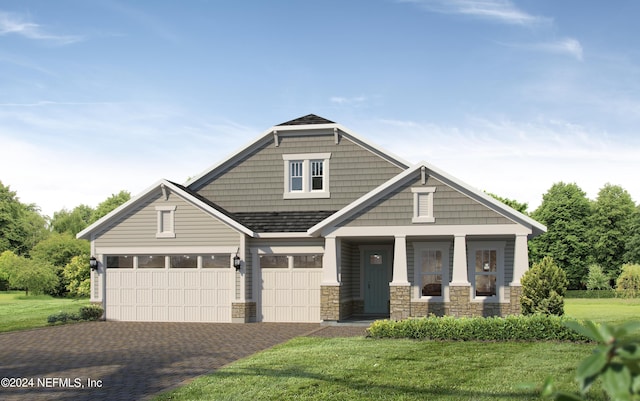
411;187;436;223
282;153;331;199
155;205;177;238
413;242;450;302
467;241;505;302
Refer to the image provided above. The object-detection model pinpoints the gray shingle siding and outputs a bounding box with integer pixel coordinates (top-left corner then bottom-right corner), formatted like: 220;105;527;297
195;133;403;213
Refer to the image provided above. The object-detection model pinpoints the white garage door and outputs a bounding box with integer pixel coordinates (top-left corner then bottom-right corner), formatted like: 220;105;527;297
259;268;321;322
105;269;232;322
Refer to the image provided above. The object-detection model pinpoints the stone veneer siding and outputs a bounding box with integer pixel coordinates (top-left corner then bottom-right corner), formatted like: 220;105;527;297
390;285;411;320
232;302;256;323
321;285;341;321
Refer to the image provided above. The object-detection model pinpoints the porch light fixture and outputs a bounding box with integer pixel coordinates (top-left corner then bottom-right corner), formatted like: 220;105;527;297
89;256;99;271
233;253;241;270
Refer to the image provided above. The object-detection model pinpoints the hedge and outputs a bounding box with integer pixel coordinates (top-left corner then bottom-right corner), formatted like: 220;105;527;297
47;304;104;325
565;290;617;299
366;315;592;342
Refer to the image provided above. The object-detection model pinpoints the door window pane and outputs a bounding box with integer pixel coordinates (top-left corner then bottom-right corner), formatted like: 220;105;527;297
106;255;133;268
170;255;197;268
260;255;288;268
293;254;322;268
138;255;165;268
202;254;230;268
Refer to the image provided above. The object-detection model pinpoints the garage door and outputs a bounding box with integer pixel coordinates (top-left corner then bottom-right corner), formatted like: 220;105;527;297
259;268;321;322
105;269;232;322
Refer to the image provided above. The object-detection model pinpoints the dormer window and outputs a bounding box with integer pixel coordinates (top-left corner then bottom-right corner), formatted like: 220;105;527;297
283;153;331;199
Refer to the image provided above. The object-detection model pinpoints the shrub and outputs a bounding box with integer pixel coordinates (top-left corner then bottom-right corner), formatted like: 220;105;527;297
47;311;81;324
565;290;617;299
616;263;640;298
521;256;568;316
79;304;103;321
585;264;610;291
366;315;591;342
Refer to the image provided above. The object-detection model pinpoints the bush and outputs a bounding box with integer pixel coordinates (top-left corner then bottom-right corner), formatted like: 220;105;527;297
366;315;592;342
585;264;610;291
47;304;103;325
616;263;640;298
565;290;617;299
521;256;568;316
79;304;103;320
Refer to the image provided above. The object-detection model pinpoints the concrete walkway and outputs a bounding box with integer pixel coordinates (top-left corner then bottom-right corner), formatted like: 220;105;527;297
0;321;367;401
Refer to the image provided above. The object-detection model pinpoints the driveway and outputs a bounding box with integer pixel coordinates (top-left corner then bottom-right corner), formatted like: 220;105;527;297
0;321;366;401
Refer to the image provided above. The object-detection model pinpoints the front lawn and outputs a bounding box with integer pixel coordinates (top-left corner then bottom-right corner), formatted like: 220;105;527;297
564;297;640;325
0;291;90;332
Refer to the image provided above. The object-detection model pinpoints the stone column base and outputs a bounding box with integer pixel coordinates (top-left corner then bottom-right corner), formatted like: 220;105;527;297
232;302;256;323
390;284;411;320
321;285;341;321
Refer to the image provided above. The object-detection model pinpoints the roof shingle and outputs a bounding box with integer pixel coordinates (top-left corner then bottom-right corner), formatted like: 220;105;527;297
277;114;335;126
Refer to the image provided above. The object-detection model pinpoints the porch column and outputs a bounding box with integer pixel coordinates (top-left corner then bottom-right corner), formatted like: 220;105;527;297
322;236;339;285
451;234;469;285
321;236;341;321
391;235;409;284
390;235;411;320
511;234;529;285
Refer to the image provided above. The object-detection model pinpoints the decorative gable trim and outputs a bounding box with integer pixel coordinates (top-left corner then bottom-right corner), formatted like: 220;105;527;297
76;179;254;240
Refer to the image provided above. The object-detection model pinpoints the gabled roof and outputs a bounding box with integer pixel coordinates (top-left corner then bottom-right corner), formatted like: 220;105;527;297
76;179;254;240
307;161;547;237
233;211;337;233
277;114;335;126
185;114;411;191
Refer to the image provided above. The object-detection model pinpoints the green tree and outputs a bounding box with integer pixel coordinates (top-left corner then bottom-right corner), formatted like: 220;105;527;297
486;192;528;214
624;205;640;264
585;264;610;291
529;182;592;289
588;184;636;281
0;250;58;296
50;205;93;236
63;255;91;297
31;233;89;296
0;181;49;256
521;256;568;316
616;263;640;298
90;190;130;223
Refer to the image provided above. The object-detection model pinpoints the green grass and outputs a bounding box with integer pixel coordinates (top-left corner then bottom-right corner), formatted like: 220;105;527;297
565;297;640;325
0;291;90;332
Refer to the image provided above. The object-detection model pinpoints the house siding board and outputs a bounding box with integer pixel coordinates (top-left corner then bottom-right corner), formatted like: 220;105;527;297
94;191;239;248
340;174;515;227
195;134;403;213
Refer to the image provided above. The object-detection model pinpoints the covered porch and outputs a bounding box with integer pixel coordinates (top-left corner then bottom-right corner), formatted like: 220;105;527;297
320;229;531;322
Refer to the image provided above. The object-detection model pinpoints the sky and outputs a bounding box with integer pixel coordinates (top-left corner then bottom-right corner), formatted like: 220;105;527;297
1;0;639;218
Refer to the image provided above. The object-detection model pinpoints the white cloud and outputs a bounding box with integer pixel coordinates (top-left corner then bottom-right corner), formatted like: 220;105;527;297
359;117;640;212
537;38;584;61
0;11;83;45
400;0;548;26
330;96;368;105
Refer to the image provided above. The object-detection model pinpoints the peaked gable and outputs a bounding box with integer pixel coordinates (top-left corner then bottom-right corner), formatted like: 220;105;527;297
277;114;335;125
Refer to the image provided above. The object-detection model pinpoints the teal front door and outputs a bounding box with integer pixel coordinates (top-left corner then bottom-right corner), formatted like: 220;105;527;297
364;249;391;314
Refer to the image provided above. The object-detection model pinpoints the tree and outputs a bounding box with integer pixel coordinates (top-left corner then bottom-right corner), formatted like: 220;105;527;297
486;192;528;214
63;255;91;297
0;251;58;296
0;181;49;256
588;184;636;281
585;264;610;291
529;182;592;289
616;264;640;298
50;205;93;236
30;233;90;296
90;190;130;223
624;205;640;265
521;256;568;316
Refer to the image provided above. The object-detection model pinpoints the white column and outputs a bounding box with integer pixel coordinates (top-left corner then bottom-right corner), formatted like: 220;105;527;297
238;234;246;301
391;235;409;285
512;234;529;285
451;234;470;285
322;236;340;285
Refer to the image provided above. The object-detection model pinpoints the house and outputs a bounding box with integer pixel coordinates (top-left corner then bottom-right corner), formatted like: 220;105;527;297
77;114;546;323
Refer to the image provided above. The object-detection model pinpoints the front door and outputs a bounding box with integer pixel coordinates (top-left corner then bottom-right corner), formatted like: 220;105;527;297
364;249;391;314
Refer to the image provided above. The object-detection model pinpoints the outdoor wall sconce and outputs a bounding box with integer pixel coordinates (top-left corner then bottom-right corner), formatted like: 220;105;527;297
89;256;99;271
233;254;241;270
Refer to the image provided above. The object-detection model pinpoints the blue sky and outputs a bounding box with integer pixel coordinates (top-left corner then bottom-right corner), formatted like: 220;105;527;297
1;0;639;217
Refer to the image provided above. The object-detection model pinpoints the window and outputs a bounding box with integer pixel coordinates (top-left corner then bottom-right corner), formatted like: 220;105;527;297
260;255;289;268
282;153;331;199
170;255;197;268
156;205;176;238
467;242;505;300
411;187;436;223
106;255;133;268
202;254;230;268
414;242;450;299
293;254;323;268
138;255;165;268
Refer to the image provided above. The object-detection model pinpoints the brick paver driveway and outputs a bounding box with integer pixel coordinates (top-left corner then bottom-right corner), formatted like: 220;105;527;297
0;321;366;401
